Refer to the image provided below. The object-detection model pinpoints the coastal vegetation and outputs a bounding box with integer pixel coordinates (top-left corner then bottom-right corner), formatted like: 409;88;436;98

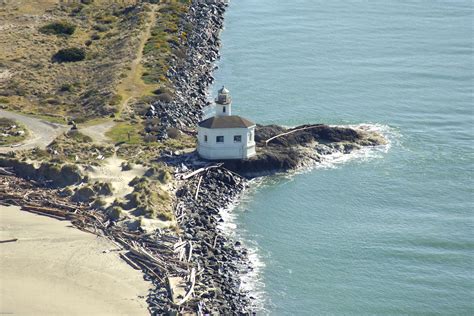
10;130;113;165
0;118;28;146
105;122;144;145
129;176;173;220
0;1;397;315
52;47;86;63
141;0;191;94
0;0;148;121
39;21;76;36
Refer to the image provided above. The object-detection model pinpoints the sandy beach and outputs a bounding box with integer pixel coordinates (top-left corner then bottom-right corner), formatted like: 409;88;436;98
0;205;150;315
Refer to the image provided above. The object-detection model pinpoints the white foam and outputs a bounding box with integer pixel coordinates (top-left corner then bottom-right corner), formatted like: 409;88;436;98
215;123;397;313
293;123;396;175
216;180;269;313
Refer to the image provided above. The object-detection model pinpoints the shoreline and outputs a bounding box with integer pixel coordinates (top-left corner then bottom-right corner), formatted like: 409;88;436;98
0;0;390;314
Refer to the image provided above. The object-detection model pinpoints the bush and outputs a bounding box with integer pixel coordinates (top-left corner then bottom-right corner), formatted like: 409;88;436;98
153;86;172;95
108;206;123;221
93;24;109;32
72;186;95;203
59;84;73;92
121;161;134;171
109;94;122;106
52;47;86;63
96;15;117;24
40;21;76;36
92;198;106;210
167;127;180;139
66;130;93;143
157;92;173;103
93;182;113;196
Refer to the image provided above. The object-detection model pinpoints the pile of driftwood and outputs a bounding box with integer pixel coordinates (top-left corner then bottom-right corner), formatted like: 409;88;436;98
0;173;207;315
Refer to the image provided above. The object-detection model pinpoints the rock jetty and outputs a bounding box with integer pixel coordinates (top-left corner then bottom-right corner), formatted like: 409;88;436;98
173;167;253;314
146;0;227;138
0;0;389;314
146;0;389;314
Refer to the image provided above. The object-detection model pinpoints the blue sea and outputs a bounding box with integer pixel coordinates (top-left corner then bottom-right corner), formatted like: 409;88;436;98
212;0;473;315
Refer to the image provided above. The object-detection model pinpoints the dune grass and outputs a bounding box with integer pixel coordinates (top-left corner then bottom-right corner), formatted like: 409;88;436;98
105;122;144;145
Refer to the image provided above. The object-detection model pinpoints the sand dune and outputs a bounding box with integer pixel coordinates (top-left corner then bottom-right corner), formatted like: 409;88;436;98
0;205;150;315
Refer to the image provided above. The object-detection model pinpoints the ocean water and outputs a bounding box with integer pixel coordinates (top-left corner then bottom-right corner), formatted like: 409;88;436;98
212;0;474;315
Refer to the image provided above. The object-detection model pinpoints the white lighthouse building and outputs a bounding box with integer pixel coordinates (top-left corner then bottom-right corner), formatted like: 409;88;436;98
197;87;256;160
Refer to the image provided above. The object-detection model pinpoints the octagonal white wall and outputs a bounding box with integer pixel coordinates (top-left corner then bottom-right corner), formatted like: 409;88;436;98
197;126;256;160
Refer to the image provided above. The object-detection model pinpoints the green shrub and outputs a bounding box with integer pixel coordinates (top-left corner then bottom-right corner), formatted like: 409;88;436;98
93;182;113;196
109;94;122;106
59;84;73;92
66;130;93;143
153;86;172;96
121;161;134;171
96;15;117;24
166;127;180;139
52;48;86;63
93;24;109;32
108;206;123;221
92;198;106;209
157;92;173;103
39;21;76;36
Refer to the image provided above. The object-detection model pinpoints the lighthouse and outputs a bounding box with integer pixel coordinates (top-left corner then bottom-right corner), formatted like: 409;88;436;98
215;86;232;116
197;86;257;160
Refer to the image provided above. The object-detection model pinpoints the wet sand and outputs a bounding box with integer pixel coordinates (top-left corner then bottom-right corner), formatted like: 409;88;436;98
0;205;150;315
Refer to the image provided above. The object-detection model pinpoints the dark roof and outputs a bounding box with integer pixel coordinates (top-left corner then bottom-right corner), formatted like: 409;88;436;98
198;115;255;129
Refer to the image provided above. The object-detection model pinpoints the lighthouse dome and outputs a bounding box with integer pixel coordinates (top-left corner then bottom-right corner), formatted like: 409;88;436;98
216;86;231;105
218;86;229;94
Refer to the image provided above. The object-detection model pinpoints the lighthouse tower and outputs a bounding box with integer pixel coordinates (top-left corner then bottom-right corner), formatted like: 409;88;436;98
196;86;256;160
215;86;231;117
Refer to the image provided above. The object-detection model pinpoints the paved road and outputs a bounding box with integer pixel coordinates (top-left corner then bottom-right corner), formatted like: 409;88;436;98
0;109;68;153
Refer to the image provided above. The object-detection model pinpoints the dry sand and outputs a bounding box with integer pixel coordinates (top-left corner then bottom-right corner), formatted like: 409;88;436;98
0;205;150;315
84;155;146;206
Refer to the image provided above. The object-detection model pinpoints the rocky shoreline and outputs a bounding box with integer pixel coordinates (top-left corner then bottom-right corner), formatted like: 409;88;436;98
141;0;384;315
0;0;389;315
158;123;387;313
152;0;389;313
146;0;227;139
173;167;253;314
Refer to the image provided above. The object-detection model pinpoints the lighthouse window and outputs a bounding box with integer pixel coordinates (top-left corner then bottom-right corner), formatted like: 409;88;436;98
234;135;242;143
223;106;226;113
216;136;224;143
204;135;208;142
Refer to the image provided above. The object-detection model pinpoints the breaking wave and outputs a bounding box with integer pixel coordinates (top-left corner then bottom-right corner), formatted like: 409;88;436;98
216;123;398;313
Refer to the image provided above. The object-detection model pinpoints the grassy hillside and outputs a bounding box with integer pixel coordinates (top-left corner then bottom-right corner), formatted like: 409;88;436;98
0;1;148;121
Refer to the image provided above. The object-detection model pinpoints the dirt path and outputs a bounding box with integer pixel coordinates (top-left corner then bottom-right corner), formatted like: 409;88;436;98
116;4;159;113
0;109;67;153
78;120;116;145
76;5;159;145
